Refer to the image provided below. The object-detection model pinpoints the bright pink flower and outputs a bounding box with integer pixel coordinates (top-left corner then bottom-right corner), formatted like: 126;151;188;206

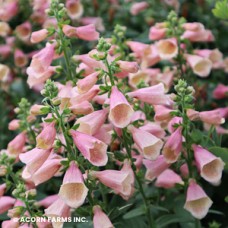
127;83;172;106
8;119;20;131
130;126;163;160
77;72;99;94
14;49;28;67
19;148;52;176
154;105;174;122
140;122;166;139
2;219;19;228
167;117;183;133
66;0;83;20
199;110;225;125
192;145;225;184
70;130;108;166
130;110;146;123
149;23;167;40
36;122;56;149
162;127;183;163
156;38;178;59
155;169;184;189
0;196;15;214
117;60;139;73
184;179;212;219
93;205;114;228
69;101;94;115
109;86;134;128
80;17;105;32
180;163;189;178
130;2;149;15
7;132;26;158
59;161;88;208
36;194;59;208
15;21;32;42
143;155;170;181
75;109;108;135
0;1;18;22
185;54;212;77
213;84;228;99
45;198;70;228
30;29;48;43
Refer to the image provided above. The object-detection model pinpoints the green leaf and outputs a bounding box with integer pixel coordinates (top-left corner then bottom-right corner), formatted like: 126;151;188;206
208;147;228;170
212;0;228;20
123;207;145;219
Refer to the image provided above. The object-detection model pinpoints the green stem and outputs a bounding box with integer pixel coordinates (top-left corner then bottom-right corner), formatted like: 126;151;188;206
122;129;154;228
104;58;115;86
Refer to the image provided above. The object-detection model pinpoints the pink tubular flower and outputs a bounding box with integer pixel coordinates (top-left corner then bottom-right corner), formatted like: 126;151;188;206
77;71;99;94
70;130;108;166
0;1;18;22
63;24;99;41
19;148;52;176
184;179;212;219
130;126;163;160
154;105;174;122
213;84;228;99
80;17;105;32
185;54;212;77
15;21;32;42
0;183;6;197
162;127;183;163
66;0;84;20
156;38;178;60
7;132;26;158
130;2;149;15
59;161;88;208
30;29;48;43
36;194;59;208
69;101;94;115
143;155;170;181
168;117;183;133
155;169;184;189
127;83;172;106
109;86;134;128
140;122;166;139
2;219;19;228
14;49;28;67
8;119;20;131
91;160;134;200
0;22;11;37
192;145;225;184
199;110;225;125
45;198;70;228
0;196;15;214
75;109;108;135
149;23;167;41
117;60;139;73
93;205;114;228
36;122;56;149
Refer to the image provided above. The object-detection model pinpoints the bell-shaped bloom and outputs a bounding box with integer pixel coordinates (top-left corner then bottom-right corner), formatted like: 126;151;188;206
167;117;183;133
75;109;108;135
213;84;228;99
140;122;166;139
8;119;20;131
185;54;212;77
63;24;99;41
14;49;28;67
128;70;150;89
130;2;149;15
66;0;83;20
69;101;94;115
45;198;70;228
80;17;105;32
117;60;139;74
0;196;15;214
36;122;56;149
19;148;52;176
31;154;62;186
156;38;178;60
128;83;172;106
109;86;134;128
0;1;18;22
93;205;114;228
192;145;225;184
30;104;50;116
155;169;184;188
59;161;88;208
149;22;167;40
77;72;99;94
30;29;48;43
130;126;163;160
184;179;212;219
143;155;170;181
162;127;183;163
199;110;225;125
186;109;200;121
130;110;146;123
70;130;108;166
15;21;31;42
180;163;189;178
0;64;10;81
7;132;26;157
36;194;59;208
0;183;6;197
28;43;55;75
0;22;11;37
91;160;134;200
154;105;174;122
0;45;11;59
